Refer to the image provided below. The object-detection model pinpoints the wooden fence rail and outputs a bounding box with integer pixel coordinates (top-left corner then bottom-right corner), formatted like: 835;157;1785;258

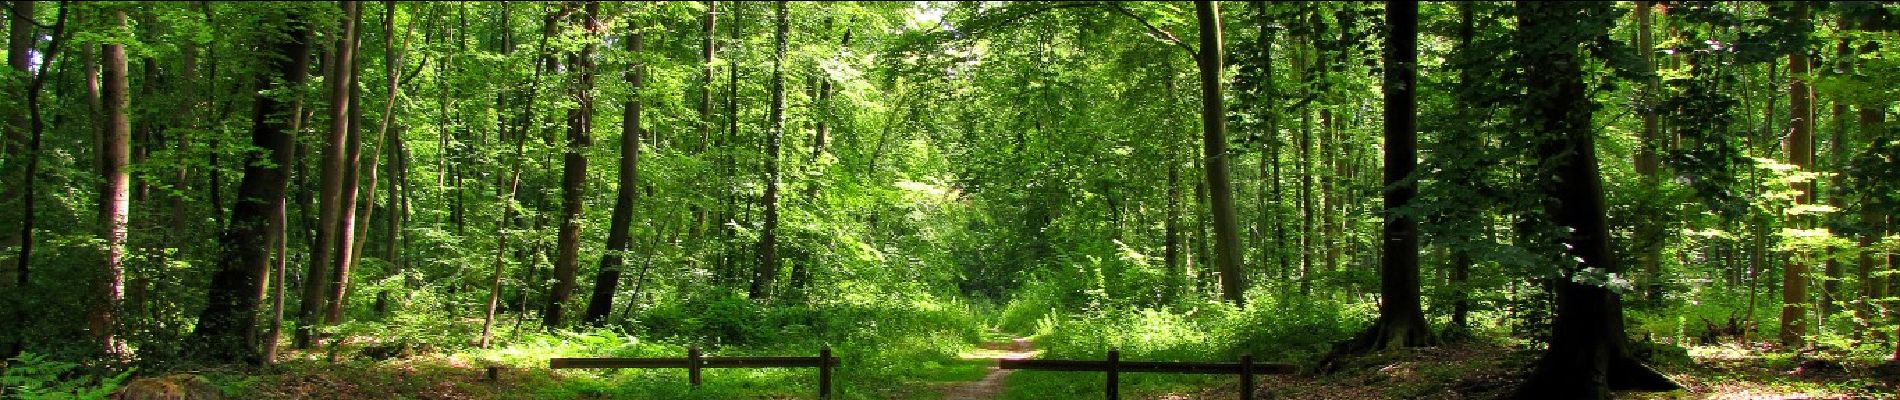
549;346;838;399
997;348;1295;400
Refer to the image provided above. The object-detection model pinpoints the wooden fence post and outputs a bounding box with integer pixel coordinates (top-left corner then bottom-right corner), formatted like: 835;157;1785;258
1240;355;1254;400
1105;348;1120;400
819;346;834;399
688;346;703;389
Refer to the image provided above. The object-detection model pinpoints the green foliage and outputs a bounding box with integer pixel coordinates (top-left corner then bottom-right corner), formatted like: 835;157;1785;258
0;354;133;400
1002;290;1371;399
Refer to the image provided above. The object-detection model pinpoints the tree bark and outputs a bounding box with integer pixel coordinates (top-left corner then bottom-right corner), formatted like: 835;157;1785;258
584;29;642;326
1858;103;1887;341
750;0;789;301
1194;0;1244;306
1512;3;1679;398
94;10;132;359
700;1;716;152
1333;0;1431;357
481;0;547;347
1779;1;1812;348
2;0;36;359
1633;0;1667;304
327;59;366;327
8;1;68;360
192;8;310;363
298;0;358;349
545;1;599;329
5;0;30;153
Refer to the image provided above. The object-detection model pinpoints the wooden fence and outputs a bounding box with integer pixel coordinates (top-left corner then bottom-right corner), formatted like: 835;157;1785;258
997;348;1296;400
549;346;838;399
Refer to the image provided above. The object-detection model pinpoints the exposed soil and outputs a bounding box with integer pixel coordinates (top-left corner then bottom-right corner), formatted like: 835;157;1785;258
945;338;1037;400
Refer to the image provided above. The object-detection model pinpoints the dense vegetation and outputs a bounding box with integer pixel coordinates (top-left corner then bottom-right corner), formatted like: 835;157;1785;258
2;1;1898;399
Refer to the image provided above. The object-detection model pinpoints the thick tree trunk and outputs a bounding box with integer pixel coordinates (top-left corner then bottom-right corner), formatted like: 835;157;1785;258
95;10;132;358
264;24;312;366
328;65;366;327
1512;3;1679;398
299;0;358;349
750;0;788;301
192;10;310;363
545;1;598;329
584;30;642;326
1194;0;1244;306
1779;1;1812;348
1334;1;1431;357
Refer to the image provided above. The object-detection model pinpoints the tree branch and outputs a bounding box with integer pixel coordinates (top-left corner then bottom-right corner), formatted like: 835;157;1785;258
1104;2;1197;58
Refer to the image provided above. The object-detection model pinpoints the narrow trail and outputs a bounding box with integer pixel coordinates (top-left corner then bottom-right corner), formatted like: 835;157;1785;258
944;337;1036;400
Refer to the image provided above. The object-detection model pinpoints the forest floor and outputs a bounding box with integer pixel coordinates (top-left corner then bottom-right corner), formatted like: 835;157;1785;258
189;336;1899;399
942;337;1037;400
1145;340;1899;400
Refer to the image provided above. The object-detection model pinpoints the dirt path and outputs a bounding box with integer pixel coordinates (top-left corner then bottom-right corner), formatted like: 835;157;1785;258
944;337;1036;400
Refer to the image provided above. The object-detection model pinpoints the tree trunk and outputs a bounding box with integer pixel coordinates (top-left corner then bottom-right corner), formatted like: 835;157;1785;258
481;1;546;347
750;0;788;301
1633;0;1667;304
327;61;366;327
2;0;36;359
584;29;642;326
1859;103;1887;341
192;9;310;363
1779;1;1812;348
95;10;132;359
1164;66;1183;303
4;0;29;153
1335;0;1431;356
700;1;716;152
299;0;359;349
1512;3;1679;398
1296;30;1315;297
264;22;312;366
545;1;598;329
1194;0;1244;306
1821;35;1851;323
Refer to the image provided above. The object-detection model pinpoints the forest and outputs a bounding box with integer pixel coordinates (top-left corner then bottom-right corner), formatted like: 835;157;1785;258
1;1;1898;399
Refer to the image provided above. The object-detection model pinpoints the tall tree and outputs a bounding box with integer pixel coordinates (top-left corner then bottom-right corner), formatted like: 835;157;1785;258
1632;0;1667;303
1779;1;1813;348
1194;0;1245;305
1511;2;1679;398
584;26;643;326
328;55;367;327
192;6;311;363
5;1;29;156
750;0;788;301
7;0;66;360
545;0;600;328
94;9;132;358
299;0;359;349
1334;0;1431;356
700;1;716;152
3;0;37;359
